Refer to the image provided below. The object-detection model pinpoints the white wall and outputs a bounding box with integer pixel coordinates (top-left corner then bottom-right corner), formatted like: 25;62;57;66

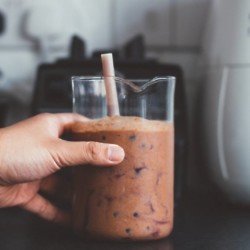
0;0;209;118
0;0;210;188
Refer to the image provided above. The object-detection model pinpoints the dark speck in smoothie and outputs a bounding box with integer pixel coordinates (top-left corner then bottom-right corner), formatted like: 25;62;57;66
129;135;136;141
156;172;163;185
154;220;169;225
150;203;155;212
140;143;146;148
133;212;139;217
102;135;106;141
113;211;119;217
134;166;147;175
151;230;160;238
146;226;150;231
147;201;155;213
104;195;114;203
150;144;154;150
114;173;125;179
125;228;131;234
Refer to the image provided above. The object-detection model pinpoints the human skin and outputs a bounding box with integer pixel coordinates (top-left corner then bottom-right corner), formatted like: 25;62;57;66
0;113;124;225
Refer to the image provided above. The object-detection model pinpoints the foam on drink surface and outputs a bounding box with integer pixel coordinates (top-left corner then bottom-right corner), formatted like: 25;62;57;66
72;116;172;133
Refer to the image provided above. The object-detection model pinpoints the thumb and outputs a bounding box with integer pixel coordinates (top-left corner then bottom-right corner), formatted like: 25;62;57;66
50;140;125;167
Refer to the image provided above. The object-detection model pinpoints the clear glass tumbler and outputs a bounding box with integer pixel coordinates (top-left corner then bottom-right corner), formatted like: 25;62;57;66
71;76;175;241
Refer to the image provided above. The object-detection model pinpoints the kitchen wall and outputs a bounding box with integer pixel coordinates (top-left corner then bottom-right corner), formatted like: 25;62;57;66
0;0;209;104
0;0;210;186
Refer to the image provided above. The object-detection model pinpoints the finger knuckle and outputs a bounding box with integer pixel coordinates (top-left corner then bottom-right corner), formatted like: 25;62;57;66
85;141;105;162
37;113;53;122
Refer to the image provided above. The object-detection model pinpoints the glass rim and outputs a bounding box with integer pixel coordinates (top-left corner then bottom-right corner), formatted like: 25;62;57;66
71;76;176;81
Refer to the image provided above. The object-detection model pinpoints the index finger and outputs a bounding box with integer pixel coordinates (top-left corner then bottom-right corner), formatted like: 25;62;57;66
53;113;89;136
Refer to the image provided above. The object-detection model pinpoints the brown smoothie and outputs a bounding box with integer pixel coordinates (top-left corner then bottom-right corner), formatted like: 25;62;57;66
72;116;174;241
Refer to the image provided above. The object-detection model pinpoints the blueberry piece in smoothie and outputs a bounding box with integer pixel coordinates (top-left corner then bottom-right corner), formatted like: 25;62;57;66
129;135;136;141
134;166;147;175
113;211;119;217
140;143;147;148
151;230;160;238
133;212;139;217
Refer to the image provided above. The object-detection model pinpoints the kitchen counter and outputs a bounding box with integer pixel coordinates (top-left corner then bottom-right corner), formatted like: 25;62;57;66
1;191;250;250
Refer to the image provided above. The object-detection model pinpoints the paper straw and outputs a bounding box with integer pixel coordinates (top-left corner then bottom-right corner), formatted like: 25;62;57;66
101;53;120;116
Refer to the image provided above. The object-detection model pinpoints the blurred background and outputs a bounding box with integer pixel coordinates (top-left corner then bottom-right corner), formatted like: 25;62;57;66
0;0;249;204
0;0;208;122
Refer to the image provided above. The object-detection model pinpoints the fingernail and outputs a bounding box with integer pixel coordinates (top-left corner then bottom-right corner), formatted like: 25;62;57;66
108;145;125;162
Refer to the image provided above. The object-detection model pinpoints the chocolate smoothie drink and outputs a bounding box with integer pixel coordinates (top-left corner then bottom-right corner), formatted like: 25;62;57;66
72;116;174;241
